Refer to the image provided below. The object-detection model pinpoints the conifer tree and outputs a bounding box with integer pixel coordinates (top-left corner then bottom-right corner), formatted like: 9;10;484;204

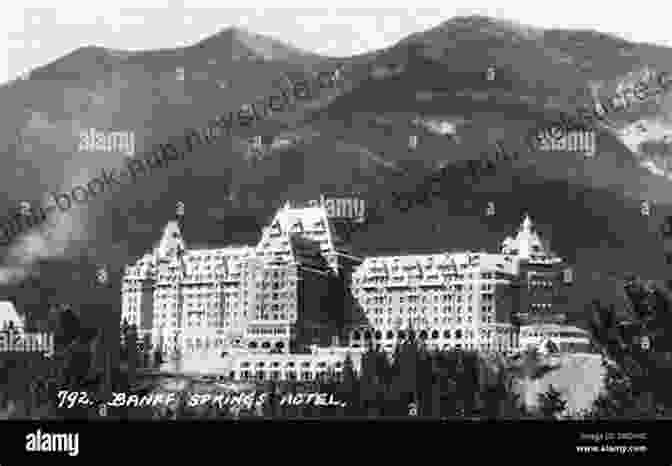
538;384;567;419
384;342;404;415
481;362;508;419
590;355;638;419
588;278;672;417
340;352;360;415
153;347;163;368
359;342;377;416
375;346;392;387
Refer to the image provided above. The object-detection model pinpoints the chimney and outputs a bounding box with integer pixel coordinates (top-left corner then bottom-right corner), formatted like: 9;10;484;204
563;268;573;284
409;135;418;151
176;201;185;242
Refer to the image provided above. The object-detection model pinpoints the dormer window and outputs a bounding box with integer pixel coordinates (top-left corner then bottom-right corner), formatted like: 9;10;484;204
291;221;303;233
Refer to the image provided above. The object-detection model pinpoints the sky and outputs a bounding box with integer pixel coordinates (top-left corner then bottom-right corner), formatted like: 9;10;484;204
3;1;672;84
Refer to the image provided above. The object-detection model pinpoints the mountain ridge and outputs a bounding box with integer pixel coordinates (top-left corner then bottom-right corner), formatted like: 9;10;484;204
1;15;671;330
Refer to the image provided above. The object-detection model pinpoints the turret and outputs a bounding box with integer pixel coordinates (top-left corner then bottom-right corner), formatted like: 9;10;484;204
501;213;557;261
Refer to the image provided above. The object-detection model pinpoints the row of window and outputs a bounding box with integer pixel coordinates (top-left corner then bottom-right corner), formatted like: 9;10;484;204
366;316;494;325
236;370;340;381
363;261;497;270
352;329;476;340
361;287;495;304
529;280;554;288
255;313;296;320
521;331;587;339
185;338;228;347
350;342;471;351
530;303;553;310
238;360;338;369
246;341;286;349
363;305;495;313
355;271;490;282
247;327;288;335
183;253;245;262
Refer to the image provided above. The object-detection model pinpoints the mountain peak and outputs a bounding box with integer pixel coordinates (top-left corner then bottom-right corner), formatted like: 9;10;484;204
399;14;543;49
195;26;317;61
208;25;254;42
439;14;543;38
443;14;499;26
27;45;128;80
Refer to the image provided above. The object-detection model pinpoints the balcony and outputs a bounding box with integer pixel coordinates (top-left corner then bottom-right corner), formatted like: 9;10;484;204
386;277;410;288
419;275;443;287
361;281;379;289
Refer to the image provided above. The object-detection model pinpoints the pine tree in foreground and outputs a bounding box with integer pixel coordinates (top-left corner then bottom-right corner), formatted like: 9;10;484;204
589;355;639;419
537;384;567;419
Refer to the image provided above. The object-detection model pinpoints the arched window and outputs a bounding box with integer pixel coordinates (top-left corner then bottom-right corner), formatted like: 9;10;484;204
374;331;382;340
419;330;428;340
248;341;258;349
409;331;416;340
386;331;394;340
431;330;439;339
353;331;361;340
545;340;559;353
364;331;372;340
443;330;451;339
262;341;271;349
398;331;406;339
276;341;285;349
455;329;462;339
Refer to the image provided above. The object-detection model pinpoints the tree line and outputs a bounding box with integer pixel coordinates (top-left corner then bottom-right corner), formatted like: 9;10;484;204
3;273;672;419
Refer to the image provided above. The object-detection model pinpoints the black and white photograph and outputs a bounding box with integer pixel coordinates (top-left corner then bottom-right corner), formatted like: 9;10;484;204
0;1;669;460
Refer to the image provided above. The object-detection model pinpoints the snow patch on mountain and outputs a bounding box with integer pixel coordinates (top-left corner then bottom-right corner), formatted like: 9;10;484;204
615;118;672;179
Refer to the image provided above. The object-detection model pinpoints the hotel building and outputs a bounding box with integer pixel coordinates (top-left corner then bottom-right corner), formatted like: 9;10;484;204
347;214;573;353
121;201;361;357
122;202;574;375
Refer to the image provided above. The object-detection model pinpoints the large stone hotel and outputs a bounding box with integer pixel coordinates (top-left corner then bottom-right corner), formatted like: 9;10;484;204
348;214;574;353
121;199;576;370
122;199;360;358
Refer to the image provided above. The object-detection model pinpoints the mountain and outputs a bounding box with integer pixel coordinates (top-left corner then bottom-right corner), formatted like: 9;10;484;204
1;17;671;331
194;26;325;64
299;15;672;321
